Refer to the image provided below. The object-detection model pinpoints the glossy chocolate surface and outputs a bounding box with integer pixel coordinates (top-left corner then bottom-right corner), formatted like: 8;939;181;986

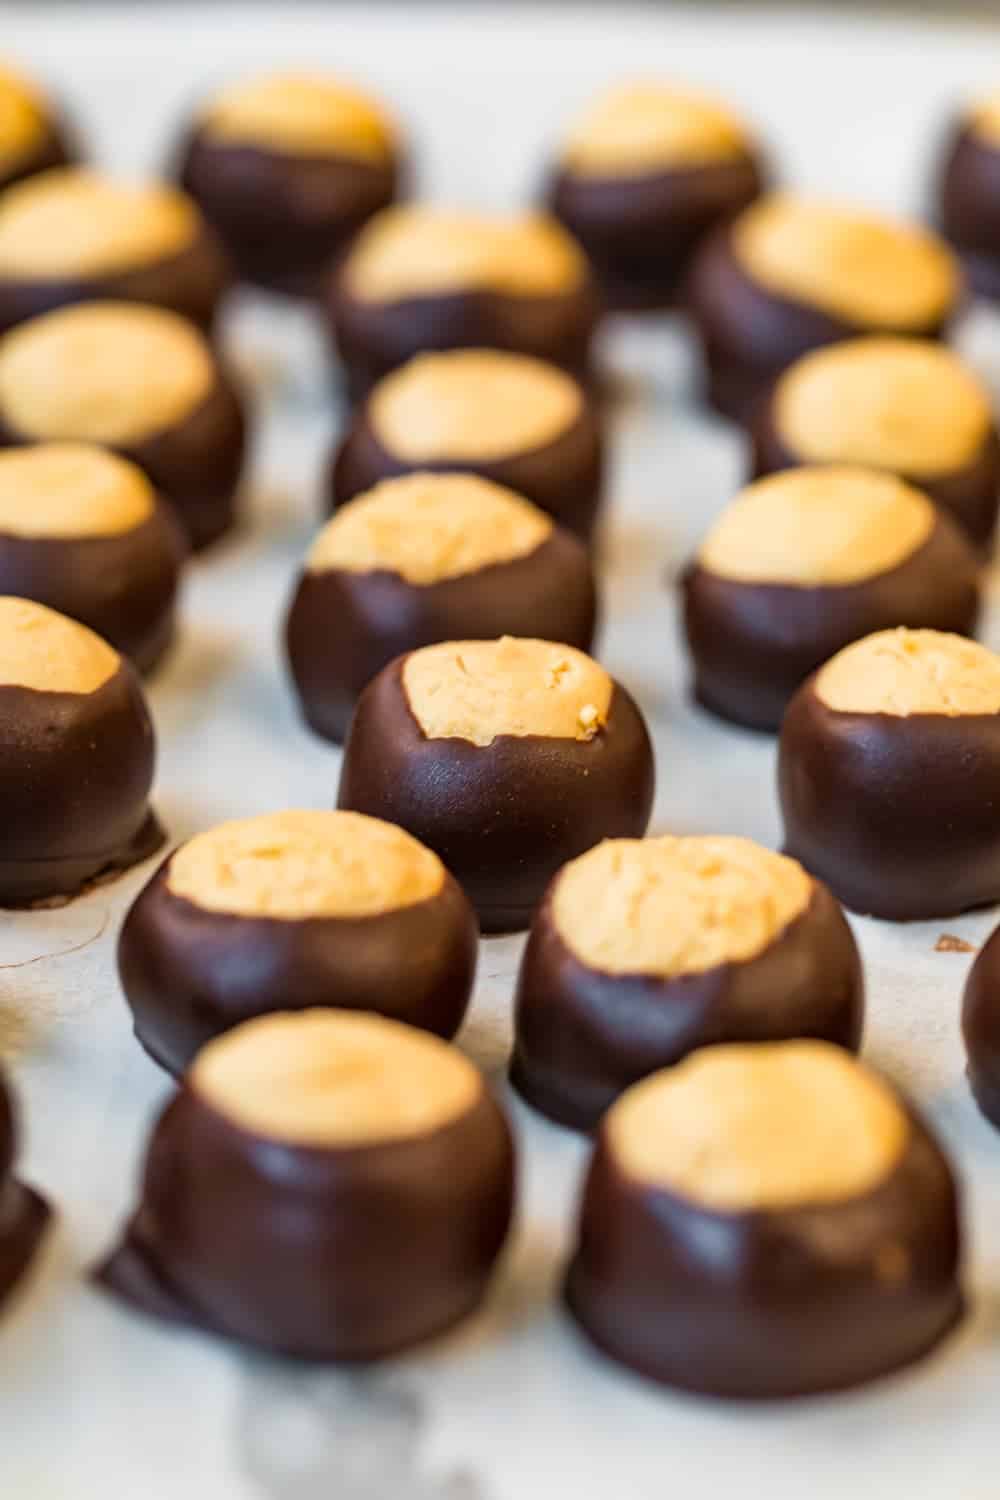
0;224;231;336
938;125;1000;301
962;924;1000;1129
0;366;246;552
779;680;1000;919
337;661;655;932
326;275;602;403
683;516;981;733
688;225;954;425
565;1102;963;1398
0;662;163;905
329;397;605;543
97;1078;515;1360
0;1069;51;1310
286;528;598;744
119;859;479;1076
549;152;764;311
511;882;863;1130
0;497;186;673
177;130;400;297
751;407;1000;551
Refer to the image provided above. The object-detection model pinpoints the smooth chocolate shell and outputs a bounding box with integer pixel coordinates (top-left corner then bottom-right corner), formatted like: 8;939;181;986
750;405;1000;552
328;399;605;543
779;681;1000;920
0;497;186;673
0;115;77;195
325;275;602;403
565;1104;963;1398
683;516;982;733
0;366;247;553
118;860;479;1077
0;661;163;905
510;881;863;1131
0;224;231;336
548;152;765;311
688;224;954;425
337;660;656;933
177;129;400;297
938;124;1000;301
0;1068;50;1311
962;923;1000;1129
97;1080;515;1360
286;529;599;744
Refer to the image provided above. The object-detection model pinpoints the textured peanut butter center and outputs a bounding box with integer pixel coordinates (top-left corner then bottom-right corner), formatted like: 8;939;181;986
344;205;586;302
562;81;751;177
775;338;992;477
0;303;214;444
308;474;551;585
403;636;611;745
609;1041;907;1209
369;350;582;462
553;835;811;975
167;809;444;919
191;1010;482;1147
0;443;155;538
0;168;199;278
0;67;48;171
816;628;1000;716
0;595;119;692
698;467;935;586
969;94;1000;148
201;71;394;161
732;193;958;329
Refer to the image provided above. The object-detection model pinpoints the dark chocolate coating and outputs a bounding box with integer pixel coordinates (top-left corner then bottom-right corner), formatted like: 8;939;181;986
329;393;605;543
0;1066;50;1310
962;924;1000;1129
688;224;956;425
0;497;187;673
779;679;1000;920
0;223;231;336
0;661;164;905
565;1102;963;1398
548;151;765;311
286;528;599;744
177;129;400;298
118;859;479;1077
751;405;1000;552
511;882;863;1131
325;272;602;403
97;1079;515;1360
683;515;982;733
0;115;77;195
0;365;247;552
938;124;1000;302
337;661;655;933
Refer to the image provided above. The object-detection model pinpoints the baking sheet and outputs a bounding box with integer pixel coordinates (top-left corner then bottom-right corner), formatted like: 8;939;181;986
4;4;1000;1496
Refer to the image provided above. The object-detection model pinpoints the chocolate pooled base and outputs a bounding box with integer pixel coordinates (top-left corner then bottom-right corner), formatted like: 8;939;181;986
0;499;187;674
548;154;765;312
118;863;479;1077
683;517;982;733
0;370;246;553
96;1084;515;1361
750;409;1000;553
779;682;1000;920
326;278;602;403
565;1106;963;1399
286;530;598;745
0;664;164;906
938;126;1000;303
510;882;863;1131
337;662;655;933
0;1077;51;1310
0;224;231;337
329;403;605;543
177;131;400;298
